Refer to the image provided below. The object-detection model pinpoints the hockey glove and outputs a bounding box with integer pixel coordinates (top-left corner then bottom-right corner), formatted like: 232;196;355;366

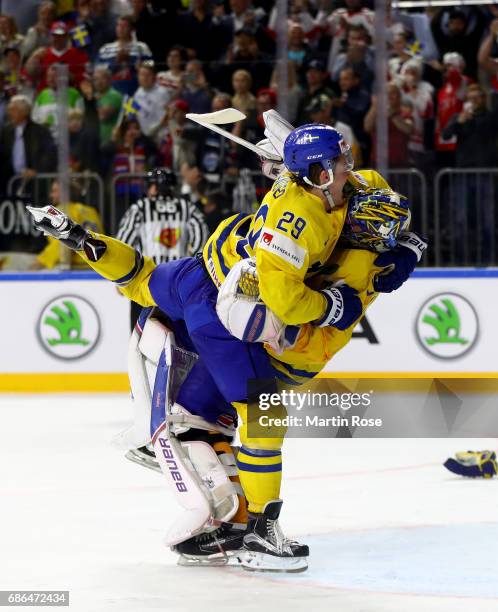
315;283;362;330
27;205;106;262
373;231;428;293
444;450;497;479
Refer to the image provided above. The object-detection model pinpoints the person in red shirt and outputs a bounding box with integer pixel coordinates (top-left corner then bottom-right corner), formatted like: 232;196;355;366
38;21;89;91
435;52;471;168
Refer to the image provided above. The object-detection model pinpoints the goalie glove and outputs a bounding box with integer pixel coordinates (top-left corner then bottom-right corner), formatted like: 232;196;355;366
373;231;428;293
314;283;362;330
26;205;106;262
444;450;498;478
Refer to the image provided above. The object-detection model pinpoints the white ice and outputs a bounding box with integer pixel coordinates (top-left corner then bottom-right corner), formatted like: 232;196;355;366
1;394;497;612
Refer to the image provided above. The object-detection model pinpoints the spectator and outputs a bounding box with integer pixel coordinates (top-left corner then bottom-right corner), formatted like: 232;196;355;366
3;48;22;97
364;84;414;167
442;85;498;168
306;93;362;167
21;1;56;60
442;85;498;264
0;95;56;194
331;24;374;90
399;58;434;167
431;8;487;78
0;1;38;35
78;0;117;62
244;87;277;143
129;0;161;61
223;28;273;92
39;21;89;90
435;52;471;167
477;18;498;93
20;48;48;102
200;190;232;234
96;14;152;96
31;178;103;270
388;31;413;85
332;67;370;154
102;117;158;222
180;162;209;205
220;0;271;53
317;0;374;75
297;58;336;124
231;69;256;115
193;92;238;184
270;60;302;123
32;64;84;138
287;22;311;68
0;15;24;59
157;45;187;97
134;63;172;138
390;4;439;62
69;108;101;172
154;98;197;172
176;0;231;62
93;65;123;145
180;59;212;115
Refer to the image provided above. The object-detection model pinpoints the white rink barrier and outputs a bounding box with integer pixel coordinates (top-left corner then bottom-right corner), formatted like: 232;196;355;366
0;269;496;392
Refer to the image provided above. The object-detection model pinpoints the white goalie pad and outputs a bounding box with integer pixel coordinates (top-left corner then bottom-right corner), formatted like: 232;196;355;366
113;315;173;451
153;404;239;546
216;258;285;351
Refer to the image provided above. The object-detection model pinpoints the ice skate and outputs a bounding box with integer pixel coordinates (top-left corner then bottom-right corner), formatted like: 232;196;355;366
242;500;309;573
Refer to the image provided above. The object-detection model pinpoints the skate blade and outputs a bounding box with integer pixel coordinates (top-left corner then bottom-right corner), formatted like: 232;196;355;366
177;552;244;567
125;449;161;473
241;551;308;573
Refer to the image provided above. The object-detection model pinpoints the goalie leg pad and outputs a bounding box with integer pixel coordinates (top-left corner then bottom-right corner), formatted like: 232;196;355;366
153;417;240;546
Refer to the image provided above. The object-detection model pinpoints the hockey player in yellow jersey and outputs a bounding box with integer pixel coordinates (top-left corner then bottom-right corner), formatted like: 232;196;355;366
204;124;390;326
26;125;427;573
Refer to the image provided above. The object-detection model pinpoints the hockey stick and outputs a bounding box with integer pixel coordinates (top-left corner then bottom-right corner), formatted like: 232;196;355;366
186;109;282;161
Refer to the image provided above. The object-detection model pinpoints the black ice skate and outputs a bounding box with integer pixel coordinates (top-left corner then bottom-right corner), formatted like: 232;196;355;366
242;500;309;572
125;445;160;472
173;523;246;566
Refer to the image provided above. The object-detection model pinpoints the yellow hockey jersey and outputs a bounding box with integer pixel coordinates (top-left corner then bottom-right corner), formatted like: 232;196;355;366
267;247;383;383
203;169;390;326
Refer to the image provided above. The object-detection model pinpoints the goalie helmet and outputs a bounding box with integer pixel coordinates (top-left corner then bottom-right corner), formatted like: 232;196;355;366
341;188;411;253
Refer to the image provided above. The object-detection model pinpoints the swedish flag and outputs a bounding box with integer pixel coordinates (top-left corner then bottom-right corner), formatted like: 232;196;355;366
123;96;141;119
406;39;424;58
70;24;90;48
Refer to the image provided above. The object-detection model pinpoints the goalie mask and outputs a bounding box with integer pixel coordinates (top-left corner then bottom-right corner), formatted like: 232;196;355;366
341;188;411;253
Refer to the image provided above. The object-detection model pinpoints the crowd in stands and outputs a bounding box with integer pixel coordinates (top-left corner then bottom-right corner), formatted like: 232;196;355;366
0;0;498;264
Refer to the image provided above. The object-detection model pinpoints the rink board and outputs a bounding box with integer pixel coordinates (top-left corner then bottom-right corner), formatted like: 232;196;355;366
1;269;497;391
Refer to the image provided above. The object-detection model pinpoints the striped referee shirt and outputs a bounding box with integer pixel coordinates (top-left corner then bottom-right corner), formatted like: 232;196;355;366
116;195;209;264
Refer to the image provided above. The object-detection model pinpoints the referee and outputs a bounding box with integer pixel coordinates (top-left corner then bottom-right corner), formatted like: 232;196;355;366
116;167;209;329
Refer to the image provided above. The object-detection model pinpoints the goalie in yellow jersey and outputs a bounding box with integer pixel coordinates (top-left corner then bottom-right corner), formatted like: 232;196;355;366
27;123;427;573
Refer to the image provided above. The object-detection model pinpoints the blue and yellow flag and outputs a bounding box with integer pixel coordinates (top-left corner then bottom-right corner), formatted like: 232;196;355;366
70;24;90;48
405;39;424;59
122;96;141;119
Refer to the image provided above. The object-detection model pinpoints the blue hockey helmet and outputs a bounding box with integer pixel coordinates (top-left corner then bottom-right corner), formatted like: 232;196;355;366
342;188;411;252
283;123;354;190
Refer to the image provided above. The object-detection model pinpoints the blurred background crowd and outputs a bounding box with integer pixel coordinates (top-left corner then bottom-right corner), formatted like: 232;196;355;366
0;0;497;268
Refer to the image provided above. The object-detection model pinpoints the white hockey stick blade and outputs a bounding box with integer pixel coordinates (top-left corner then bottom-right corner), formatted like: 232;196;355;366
187;112;282;162
186;108;246;125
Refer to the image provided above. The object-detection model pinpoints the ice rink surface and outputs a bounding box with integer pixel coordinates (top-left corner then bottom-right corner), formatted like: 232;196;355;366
1;394;497;612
